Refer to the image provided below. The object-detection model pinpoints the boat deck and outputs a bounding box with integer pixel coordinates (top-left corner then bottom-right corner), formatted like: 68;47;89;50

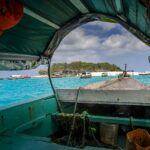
0;132;109;150
56;89;150;106
56;77;150;106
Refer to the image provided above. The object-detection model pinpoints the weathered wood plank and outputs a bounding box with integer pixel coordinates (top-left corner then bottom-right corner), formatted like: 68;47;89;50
56;89;150;106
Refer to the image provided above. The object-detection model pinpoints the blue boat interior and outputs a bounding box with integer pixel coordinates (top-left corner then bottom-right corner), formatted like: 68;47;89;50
0;95;114;150
0;94;150;149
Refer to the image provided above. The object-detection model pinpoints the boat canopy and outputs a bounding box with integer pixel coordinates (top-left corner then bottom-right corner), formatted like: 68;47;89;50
0;0;150;70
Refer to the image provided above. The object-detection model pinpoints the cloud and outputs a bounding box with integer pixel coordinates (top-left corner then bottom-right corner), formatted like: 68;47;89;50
57;28;100;52
101;32;149;55
86;21;119;31
53;21;150;63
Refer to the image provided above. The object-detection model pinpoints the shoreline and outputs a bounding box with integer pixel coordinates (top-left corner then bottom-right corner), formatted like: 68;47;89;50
1;71;150;80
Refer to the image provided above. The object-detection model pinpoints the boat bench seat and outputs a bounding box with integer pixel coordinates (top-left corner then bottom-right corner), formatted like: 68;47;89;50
56;89;150;106
0;133;109;150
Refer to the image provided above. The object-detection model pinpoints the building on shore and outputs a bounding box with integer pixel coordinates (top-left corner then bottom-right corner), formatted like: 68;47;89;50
91;71;139;77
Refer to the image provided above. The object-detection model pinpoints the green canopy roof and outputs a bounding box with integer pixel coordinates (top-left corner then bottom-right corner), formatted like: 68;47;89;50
0;0;150;69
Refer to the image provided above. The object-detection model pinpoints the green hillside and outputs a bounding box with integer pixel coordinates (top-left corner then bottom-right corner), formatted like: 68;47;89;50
39;61;121;75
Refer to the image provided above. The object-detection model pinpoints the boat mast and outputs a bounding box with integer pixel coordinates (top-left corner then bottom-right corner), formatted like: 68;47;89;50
122;64;128;77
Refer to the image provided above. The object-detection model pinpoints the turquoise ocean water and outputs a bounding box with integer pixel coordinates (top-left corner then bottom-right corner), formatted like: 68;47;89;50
0;76;150;108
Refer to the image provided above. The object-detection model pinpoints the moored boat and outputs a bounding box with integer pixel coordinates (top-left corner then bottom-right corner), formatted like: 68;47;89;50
80;72;92;78
7;75;31;80
101;72;108;77
139;72;150;76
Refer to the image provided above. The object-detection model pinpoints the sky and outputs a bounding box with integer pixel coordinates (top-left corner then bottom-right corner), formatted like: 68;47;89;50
53;21;150;72
1;20;150;77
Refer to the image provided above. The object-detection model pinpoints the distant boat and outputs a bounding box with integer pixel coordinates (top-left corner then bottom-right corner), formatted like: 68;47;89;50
118;73;130;78
101;72;108;77
7;75;31;80
118;64;131;78
139;73;150;76
51;73;63;78
80;72;92;78
51;75;62;78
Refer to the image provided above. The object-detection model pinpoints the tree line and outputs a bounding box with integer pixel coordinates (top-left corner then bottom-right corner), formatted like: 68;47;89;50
38;61;121;75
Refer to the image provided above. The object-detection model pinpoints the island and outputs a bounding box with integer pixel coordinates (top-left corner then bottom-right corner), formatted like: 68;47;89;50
38;61;122;77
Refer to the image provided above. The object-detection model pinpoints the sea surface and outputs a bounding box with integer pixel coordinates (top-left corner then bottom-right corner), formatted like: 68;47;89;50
0;76;150;108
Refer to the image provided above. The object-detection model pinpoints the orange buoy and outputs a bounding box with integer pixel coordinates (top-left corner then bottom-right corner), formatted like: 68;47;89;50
0;0;23;31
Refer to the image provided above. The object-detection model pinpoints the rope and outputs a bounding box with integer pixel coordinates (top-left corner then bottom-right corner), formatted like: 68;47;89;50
81;115;86;147
67;88;80;146
48;57;63;112
129;116;134;130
